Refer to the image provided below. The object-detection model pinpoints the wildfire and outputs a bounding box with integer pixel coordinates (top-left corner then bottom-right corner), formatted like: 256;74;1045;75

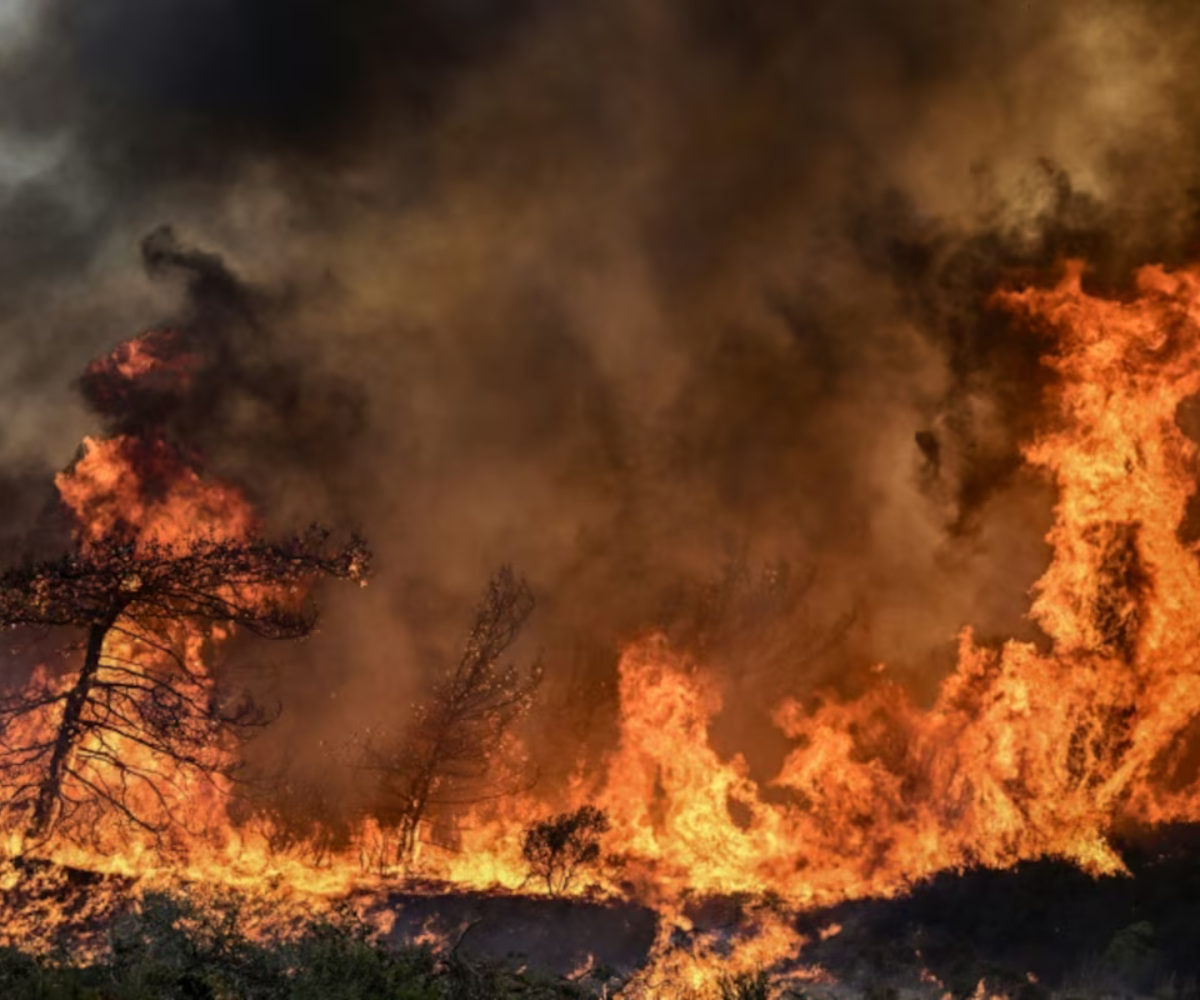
57;435;257;550
6;260;1200;992
578;261;1200;907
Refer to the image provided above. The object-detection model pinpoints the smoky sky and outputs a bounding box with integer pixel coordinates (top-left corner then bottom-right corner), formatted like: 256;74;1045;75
4;0;1200;775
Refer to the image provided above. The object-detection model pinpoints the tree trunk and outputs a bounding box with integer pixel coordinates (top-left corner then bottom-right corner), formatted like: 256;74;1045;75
396;776;431;867
27;611;116;840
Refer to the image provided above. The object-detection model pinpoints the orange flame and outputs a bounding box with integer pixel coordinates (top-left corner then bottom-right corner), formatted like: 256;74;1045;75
57;435;256;550
10;264;1200;990
574;263;1200;912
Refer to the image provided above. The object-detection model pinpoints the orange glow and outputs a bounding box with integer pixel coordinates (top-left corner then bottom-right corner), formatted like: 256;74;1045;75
568;263;1200;915
9;262;1200;992
57;435;257;549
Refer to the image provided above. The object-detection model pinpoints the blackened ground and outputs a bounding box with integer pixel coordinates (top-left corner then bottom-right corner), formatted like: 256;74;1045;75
0;863;660;982
796;824;1200;997
372;885;658;980
13;830;1200;995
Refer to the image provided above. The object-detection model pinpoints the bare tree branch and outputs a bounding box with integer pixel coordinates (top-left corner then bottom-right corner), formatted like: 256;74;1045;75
362;566;541;867
0;525;371;846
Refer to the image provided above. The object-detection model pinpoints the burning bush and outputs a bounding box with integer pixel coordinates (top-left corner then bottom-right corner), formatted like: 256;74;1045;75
717;970;771;1000
521;805;611;896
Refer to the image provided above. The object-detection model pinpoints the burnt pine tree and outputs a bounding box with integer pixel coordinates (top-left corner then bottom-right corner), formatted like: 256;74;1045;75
369;567;541;865
0;526;370;844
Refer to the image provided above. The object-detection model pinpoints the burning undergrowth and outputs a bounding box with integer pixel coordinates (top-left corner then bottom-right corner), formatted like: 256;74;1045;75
3;240;1200;998
11;4;1200;996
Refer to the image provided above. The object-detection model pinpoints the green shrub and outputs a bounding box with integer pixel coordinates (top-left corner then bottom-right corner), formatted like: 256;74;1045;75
0;890;594;999
281;908;440;1000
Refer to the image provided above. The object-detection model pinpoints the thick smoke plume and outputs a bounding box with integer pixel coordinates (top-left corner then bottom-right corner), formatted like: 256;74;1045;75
3;0;1200;783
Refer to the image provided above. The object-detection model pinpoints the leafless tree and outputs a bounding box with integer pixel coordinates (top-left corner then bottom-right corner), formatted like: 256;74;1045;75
0;526;370;846
366;566;541;866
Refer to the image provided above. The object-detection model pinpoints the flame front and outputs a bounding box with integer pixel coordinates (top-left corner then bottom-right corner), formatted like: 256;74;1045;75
580;262;1200;908
8;264;1200;989
558;262;1200;991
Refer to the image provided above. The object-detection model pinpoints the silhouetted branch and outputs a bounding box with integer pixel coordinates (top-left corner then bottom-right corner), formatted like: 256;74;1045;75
0;525;371;846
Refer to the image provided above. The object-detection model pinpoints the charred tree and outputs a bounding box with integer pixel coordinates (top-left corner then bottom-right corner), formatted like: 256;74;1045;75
367;567;541;866
0;526;370;845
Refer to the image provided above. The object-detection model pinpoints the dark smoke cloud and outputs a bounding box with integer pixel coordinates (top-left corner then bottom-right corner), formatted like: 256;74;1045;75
112;226;367;520
3;0;1200;781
